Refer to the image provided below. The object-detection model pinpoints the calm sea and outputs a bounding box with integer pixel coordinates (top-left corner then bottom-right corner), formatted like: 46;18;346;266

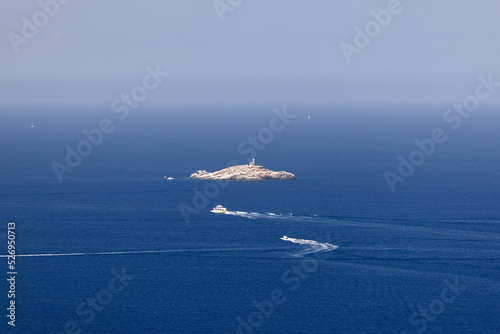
1;104;499;333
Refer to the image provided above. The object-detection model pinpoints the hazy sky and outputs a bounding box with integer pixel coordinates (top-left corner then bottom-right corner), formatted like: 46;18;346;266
1;0;500;105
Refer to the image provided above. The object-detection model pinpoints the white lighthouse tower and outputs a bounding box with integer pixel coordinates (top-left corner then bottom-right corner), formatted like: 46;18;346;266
249;158;255;167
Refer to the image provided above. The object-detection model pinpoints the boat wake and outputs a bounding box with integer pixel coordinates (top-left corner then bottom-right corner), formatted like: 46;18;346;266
224;210;301;220
0;247;272;258
222;210;500;241
280;236;339;256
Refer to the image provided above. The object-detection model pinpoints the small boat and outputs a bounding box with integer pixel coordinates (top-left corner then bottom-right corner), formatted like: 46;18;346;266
212;205;227;213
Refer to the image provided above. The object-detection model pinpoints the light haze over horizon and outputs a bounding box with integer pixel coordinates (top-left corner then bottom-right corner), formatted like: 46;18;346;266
1;0;500;106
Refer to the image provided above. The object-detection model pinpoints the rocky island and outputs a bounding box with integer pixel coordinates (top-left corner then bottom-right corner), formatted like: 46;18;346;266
190;159;297;181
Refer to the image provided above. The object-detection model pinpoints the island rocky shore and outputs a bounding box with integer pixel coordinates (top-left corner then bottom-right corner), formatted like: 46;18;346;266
190;159;296;181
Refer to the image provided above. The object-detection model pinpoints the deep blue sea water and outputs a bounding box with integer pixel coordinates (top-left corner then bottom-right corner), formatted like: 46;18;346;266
1;104;499;333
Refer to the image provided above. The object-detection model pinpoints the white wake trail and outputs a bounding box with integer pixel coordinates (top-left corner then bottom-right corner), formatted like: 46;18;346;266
220;210;500;241
0;247;269;258
281;236;339;256
224;210;297;220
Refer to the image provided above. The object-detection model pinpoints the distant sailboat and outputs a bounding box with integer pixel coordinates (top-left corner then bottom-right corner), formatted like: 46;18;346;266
307;115;310;120
31;122;34;128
